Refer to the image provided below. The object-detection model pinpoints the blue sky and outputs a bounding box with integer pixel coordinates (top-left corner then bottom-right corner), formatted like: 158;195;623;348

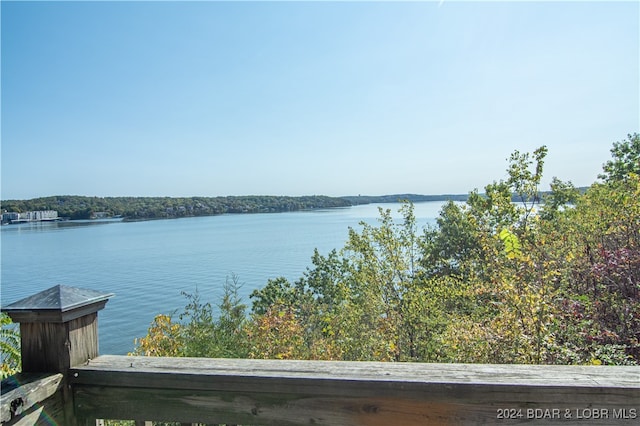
1;1;638;200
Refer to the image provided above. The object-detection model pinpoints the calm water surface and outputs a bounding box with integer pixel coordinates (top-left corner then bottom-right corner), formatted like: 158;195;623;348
1;201;446;354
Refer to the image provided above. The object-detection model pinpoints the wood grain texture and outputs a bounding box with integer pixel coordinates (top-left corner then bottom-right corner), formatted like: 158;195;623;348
70;356;640;425
20;313;98;372
0;373;64;425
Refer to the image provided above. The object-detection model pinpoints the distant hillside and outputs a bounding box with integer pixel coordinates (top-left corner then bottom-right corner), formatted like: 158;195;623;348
341;187;589;206
0;195;352;221
340;193;469;205
1;188;590;222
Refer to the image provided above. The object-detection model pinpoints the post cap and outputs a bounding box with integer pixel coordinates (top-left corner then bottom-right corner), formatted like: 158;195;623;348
2;285;114;323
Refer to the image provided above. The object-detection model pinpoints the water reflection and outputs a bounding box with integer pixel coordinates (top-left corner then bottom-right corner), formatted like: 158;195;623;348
1;219;122;233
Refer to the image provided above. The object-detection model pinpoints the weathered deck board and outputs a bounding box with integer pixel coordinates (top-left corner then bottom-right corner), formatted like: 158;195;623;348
0;373;64;426
72;355;639;387
70;355;640;425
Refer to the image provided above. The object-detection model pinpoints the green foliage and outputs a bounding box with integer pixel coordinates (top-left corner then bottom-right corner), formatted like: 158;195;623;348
507;145;547;214
499;227;522;260
421;200;483;279
247;304;308;360
135;134;639;367
551;173;640;364
250;276;300;316
431;146;560;364
133;275;249;358
599;132;640;183
131;314;183;357
1;313;21;379
539;177;579;220
248;202;467;362
215;275;250;358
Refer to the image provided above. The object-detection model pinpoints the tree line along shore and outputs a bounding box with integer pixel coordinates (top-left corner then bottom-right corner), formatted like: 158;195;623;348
1;191;588;223
1;194;469;222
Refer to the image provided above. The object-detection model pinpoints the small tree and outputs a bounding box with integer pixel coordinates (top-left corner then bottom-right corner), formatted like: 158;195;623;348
133;275;249;358
599;133;640;183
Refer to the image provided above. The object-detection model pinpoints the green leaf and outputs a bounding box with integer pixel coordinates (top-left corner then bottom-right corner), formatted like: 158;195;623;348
499;228;522;259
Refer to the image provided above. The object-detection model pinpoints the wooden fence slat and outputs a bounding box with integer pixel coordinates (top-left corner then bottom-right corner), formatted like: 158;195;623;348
1;373;64;421
0;373;64;425
69;356;640;426
71;355;640;389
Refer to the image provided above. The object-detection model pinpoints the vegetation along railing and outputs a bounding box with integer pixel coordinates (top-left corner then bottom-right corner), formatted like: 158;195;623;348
1;285;639;425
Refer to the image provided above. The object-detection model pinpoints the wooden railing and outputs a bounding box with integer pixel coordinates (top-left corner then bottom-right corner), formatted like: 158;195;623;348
2;285;639;425
1;372;64;425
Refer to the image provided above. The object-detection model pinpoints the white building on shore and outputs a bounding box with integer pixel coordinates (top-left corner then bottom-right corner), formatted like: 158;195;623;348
2;210;58;224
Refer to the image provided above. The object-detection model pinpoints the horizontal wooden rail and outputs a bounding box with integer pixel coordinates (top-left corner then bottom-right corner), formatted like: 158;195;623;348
0;373;64;426
69;355;640;425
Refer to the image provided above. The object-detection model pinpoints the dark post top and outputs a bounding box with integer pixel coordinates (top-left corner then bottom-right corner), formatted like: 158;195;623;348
2;285;114;373
2;284;114;323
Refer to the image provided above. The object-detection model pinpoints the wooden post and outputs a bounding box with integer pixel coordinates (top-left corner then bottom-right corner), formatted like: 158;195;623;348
3;285;113;425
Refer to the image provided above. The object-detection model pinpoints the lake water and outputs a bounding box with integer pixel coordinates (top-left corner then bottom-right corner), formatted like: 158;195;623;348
1;201;446;355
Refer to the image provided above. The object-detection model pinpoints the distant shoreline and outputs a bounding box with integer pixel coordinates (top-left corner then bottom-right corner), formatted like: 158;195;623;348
1;190;588;223
0;193;469;223
340;193;469;205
